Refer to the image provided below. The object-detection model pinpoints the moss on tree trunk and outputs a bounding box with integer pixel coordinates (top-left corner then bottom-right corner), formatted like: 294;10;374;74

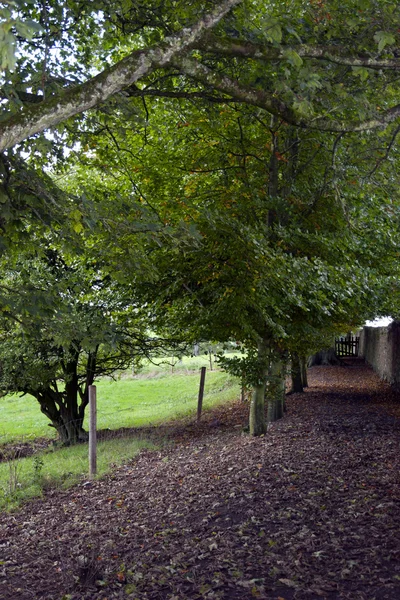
249;382;267;436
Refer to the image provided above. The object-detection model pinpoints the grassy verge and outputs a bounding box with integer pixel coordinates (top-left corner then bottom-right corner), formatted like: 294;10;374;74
131;353;222;376
94;370;239;430
0;436;153;511
0;364;241;511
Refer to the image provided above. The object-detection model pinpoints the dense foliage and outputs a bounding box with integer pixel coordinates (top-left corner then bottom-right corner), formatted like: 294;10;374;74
0;247;180;444
1;0;400;438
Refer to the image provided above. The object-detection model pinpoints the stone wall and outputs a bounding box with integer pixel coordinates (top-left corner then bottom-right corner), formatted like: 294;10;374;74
359;322;400;386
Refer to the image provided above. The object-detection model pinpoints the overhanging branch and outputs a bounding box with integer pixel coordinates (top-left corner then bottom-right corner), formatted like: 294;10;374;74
171;56;300;124
123;85;241;104
0;0;242;152
171;56;400;133
199;35;400;70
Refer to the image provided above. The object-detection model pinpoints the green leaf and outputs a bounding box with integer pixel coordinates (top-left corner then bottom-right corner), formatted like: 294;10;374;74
346;18;359;30
373;30;395;52
283;49;303;68
0;31;16;71
72;221;84;234
352;67;369;82
69;209;82;221
285;26;302;43
0;187;8;204
261;19;282;44
15;20;43;40
293;99;314;117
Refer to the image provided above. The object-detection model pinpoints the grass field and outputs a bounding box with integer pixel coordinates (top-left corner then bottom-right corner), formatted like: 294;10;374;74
0;367;238;444
95;369;238;430
0;361;240;510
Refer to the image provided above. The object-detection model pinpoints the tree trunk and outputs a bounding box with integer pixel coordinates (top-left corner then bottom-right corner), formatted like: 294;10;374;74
308;347;340;367
249;338;269;436
300;355;308;387
267;355;287;422
249;382;267;436
267;122;279;228
241;379;248;403
38;391;88;445
290;352;304;393
53;411;87;445
36;347;90;445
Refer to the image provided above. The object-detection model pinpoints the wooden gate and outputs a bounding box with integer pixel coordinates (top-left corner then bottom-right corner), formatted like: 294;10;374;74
335;336;359;357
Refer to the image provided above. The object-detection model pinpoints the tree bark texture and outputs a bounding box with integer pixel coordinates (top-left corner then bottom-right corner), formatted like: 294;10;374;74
249;338;269;436
249;382;267;436
300;356;308;388
291;353;304;393
267;356;287;422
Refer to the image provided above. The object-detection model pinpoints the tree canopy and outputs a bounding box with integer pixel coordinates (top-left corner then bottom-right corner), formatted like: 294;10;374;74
1;0;400;439
0;0;400;150
0;242;182;444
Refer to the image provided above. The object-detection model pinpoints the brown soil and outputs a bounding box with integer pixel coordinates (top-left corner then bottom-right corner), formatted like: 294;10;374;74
0;359;399;599
0;438;54;463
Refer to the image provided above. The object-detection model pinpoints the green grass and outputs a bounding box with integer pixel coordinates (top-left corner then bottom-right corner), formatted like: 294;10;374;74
0;361;241;511
133;353;219;376
0;392;56;444
0;436;153;511
94;370;238;430
0;368;239;445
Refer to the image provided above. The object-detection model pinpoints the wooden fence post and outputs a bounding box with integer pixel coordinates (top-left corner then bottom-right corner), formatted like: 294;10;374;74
197;366;206;421
88;385;97;479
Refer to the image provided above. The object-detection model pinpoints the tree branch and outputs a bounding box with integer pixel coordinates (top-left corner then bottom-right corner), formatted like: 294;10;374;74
200;35;400;70
0;0;242;152
363;123;400;180
171;56;300;124
123;85;241;104
171;56;400;133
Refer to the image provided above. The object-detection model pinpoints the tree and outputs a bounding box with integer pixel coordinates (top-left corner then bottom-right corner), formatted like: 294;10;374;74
0;247;176;444
47;74;400;435
2;0;400;438
0;0;242;150
0;0;400;155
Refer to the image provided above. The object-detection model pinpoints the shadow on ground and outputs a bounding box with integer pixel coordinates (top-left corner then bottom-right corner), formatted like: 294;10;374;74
0;360;399;600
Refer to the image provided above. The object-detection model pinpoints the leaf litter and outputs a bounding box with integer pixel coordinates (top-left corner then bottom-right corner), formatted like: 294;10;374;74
0;358;399;599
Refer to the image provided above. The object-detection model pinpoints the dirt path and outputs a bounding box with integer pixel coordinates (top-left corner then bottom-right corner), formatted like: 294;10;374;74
0;360;399;600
